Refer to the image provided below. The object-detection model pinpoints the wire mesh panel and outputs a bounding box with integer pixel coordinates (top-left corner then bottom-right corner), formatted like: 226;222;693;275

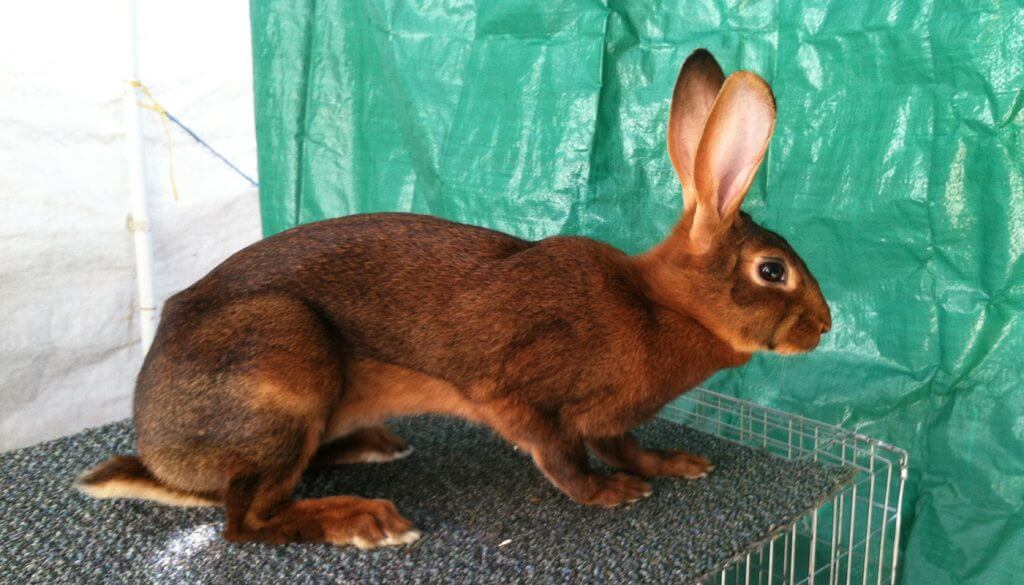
663;389;908;585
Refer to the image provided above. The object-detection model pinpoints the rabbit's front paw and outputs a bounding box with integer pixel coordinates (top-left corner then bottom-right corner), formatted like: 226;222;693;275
312;426;412;466
659;450;713;479
579;473;652;507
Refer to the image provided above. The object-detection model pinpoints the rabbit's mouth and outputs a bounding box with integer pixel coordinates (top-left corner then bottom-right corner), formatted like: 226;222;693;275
767;311;823;354
769;335;820;355
765;311;797;352
772;340;816;355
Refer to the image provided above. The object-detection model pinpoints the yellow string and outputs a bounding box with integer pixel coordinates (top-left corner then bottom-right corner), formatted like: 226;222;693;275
127;80;180;201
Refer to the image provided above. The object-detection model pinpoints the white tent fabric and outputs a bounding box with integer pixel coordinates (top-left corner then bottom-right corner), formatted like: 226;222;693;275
0;1;261;451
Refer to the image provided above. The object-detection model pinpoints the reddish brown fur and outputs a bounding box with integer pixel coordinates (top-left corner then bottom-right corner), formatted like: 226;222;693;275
78;50;831;548
311;426;409;466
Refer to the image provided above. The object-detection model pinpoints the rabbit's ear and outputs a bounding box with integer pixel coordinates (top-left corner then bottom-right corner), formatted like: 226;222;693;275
693;71;776;223
667;49;725;203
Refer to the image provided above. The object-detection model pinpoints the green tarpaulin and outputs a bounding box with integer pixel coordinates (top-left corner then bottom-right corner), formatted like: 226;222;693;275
250;1;1024;582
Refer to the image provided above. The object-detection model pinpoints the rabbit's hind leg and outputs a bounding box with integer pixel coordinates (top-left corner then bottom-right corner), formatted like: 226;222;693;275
221;438;420;548
137;293;419;548
208;303;419;548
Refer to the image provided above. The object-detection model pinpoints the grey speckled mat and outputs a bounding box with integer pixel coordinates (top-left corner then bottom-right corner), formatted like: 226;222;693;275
0;416;854;584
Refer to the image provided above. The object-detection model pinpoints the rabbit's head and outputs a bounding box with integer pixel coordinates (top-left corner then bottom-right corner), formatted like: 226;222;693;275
641;49;831;355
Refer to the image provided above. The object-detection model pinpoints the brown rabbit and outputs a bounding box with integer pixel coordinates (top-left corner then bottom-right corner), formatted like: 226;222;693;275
78;49;830;549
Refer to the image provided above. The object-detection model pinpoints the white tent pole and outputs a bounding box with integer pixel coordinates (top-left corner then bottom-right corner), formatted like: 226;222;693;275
123;0;157;353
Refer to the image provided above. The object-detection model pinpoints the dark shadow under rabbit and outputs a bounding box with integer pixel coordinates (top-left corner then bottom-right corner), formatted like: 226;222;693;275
78;49;831;549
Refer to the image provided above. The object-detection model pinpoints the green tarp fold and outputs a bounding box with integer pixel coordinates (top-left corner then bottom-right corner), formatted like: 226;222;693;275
251;1;1024;582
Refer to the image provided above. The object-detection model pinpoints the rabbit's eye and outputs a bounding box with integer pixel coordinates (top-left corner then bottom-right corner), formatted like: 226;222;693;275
758;261;787;283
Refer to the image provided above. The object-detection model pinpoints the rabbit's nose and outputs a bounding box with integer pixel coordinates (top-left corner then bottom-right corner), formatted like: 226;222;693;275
817;301;833;334
819;311;832;334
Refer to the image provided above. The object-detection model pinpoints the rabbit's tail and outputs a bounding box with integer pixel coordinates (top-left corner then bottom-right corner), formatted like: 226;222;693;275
76;455;217;507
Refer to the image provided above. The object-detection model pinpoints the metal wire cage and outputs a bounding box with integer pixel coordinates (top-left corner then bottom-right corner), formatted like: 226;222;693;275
662;388;909;585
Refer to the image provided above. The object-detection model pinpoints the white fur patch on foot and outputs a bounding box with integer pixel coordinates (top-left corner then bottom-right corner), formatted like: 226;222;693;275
626;489;654;504
353;446;414;464
349;529;422;550
384;529;422;545
351;536;377;550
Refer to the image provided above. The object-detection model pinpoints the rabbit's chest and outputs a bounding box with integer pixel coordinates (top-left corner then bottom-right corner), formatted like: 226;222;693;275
570;373;711;437
569;332;749;437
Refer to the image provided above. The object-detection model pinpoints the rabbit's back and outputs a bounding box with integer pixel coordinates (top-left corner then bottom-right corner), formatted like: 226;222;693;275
171;212;639;360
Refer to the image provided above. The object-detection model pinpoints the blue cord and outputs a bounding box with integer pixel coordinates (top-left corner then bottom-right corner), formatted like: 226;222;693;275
164;112;259;188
